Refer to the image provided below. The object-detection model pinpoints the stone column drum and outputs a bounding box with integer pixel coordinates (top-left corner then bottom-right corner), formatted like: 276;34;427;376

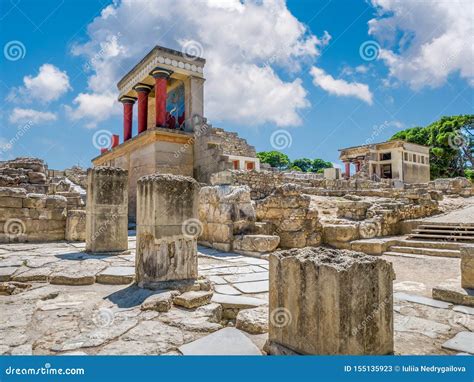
85;167;128;253
266;247;394;355
136;174;199;289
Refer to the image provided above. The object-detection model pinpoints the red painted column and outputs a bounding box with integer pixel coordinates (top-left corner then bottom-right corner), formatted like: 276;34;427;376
112;134;119;148
150;67;173;128
344;162;351;179
355;161;361;172
119;96;136;142
133;83;153;134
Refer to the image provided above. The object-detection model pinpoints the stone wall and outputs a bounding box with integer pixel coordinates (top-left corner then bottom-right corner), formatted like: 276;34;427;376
255;184;322;248
0;187;67;243
194;125;257;184
0;158;48;194
199;185;256;252
428;177;473;197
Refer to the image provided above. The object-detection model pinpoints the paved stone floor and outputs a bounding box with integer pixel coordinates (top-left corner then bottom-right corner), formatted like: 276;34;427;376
0;237;472;355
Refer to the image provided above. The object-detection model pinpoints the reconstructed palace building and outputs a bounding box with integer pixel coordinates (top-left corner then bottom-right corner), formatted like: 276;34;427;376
339;140;430;183
92;46;259;220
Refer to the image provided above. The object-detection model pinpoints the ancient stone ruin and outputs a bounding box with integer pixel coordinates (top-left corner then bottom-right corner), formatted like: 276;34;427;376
85;166;128;254
266;247;394;355
135;174;199;288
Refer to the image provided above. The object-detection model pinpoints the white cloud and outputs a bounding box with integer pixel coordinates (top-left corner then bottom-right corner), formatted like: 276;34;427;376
65;92;118;128
8;64;71;104
368;0;474;89
310;66;373;104
69;0;330;127
9;108;57;124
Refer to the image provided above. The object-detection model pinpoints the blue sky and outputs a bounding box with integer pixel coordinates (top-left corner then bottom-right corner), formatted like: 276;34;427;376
1;0;472;170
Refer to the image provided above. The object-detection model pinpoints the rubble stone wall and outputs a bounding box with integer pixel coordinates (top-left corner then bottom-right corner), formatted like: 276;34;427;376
0;187;67;243
255;184;322;249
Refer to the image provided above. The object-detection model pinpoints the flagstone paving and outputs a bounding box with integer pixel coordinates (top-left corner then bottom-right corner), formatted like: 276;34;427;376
0;237;472;355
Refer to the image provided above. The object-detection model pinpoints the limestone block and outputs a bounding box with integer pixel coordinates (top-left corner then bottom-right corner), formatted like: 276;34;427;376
0;197;23;208
23;193;47;209
85;167;128;253
173;290;213;309
323;223;359;243
136;174;199;288
0;187;27;198
268;247;394;355
45;195;67;209
66;210;86;242
27;171;46;184
461;246;474;289
233;234;280;253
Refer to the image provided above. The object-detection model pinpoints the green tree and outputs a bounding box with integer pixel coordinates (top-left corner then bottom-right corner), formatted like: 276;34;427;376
390;115;473;179
311;158;333;173
292;158;313;172
257;151;291;170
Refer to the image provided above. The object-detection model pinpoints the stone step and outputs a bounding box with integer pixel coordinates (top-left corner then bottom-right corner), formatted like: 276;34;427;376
415;228;474;235
418;224;474;230
388;246;460;258
398;239;463;250
408;233;474;242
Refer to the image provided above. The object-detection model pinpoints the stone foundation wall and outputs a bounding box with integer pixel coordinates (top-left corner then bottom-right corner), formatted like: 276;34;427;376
255;184;322;248
198;185;256;252
428;177;473;197
0;187;67;243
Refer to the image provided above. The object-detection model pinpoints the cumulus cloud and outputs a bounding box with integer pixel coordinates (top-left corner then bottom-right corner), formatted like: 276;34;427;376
64;92;118;129
8;64;71;104
68;0;329;127
368;0;474;89
310;66;373;104
9;108;57;124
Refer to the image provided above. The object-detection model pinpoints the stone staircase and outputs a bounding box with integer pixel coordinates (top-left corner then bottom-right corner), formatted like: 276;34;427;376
383;222;474;258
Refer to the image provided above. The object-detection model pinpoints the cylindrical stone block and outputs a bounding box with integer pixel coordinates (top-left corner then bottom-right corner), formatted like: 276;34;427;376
267;247;394;355
85;166;128;253
136;174;199;288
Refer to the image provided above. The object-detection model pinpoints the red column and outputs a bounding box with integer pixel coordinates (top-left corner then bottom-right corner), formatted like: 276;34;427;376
150;67;173;128
355;161;361;172
133;83;153;134
344;162;351;179
112;134;119;148
119;96;136;142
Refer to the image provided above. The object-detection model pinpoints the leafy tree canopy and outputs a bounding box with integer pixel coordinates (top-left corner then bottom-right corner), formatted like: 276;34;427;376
257;152;333;173
390;115;473;179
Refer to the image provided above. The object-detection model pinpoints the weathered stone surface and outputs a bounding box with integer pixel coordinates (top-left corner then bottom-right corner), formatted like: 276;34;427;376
178;327;261;355
96;266;134;285
49;262;105;285
236;306;268;334
140;291;178;312
11;267;51;282
173;290;213;309
432;285;474;307
136;174;199;288
268;247;394;355
233;235;280;253
214;284;241;296
85;167;128;253
461;246;474;289
441;332;474;354
233;280;269;294
211;294;267;309
0;267;18;282
66;210;86;242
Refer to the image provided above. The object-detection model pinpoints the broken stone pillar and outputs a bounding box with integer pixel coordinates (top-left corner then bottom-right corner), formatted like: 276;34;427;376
266;247;394;355
66;210;86;242
85;167;128;253
461;246;474;289
136;174;199;289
